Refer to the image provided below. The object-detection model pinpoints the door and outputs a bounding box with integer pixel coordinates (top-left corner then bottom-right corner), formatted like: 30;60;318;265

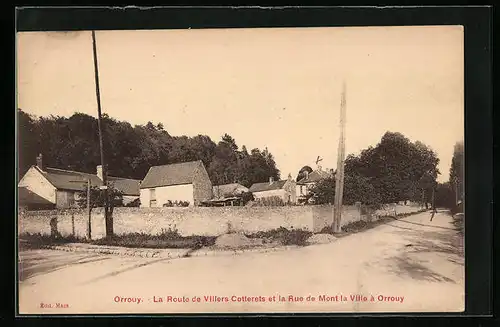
149;188;157;207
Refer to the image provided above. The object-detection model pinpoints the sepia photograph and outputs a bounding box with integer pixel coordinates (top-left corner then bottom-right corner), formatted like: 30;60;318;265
16;25;465;314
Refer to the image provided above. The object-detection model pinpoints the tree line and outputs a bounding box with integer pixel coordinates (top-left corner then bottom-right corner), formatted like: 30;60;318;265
306;132;462;209
17;109;280;188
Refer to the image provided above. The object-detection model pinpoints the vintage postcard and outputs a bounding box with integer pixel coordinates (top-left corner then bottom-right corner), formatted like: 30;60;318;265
16;25;465;314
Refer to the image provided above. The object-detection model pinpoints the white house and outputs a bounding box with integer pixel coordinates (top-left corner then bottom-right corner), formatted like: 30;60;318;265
139;160;213;207
18;154;141;209
248;174;297;204
296;167;334;201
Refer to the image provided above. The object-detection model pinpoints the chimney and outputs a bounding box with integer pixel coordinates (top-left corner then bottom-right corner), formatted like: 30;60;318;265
304;171;309;180
36;153;43;170
269;176;274;185
96;165;103;180
288;173;292;181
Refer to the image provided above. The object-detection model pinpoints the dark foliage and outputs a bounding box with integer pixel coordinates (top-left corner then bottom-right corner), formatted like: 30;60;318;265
17;109;280;188
245;227;312;246
309;131;440;206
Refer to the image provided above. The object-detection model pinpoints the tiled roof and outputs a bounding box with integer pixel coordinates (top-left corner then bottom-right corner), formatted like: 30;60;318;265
249;180;288;193
108;177;141;196
38;167;140;195
18;186;54;205
297;170;333;185
140;160;204;189
212;183;248;199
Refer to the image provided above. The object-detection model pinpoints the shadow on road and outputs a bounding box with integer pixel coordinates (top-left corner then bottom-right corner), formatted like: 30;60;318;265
382;211;464;283
388;256;455;283
19;253;111;282
389;217;456;231
78;257;169;286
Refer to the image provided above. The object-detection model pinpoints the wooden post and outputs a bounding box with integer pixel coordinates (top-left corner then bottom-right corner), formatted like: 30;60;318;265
430;185;436;221
333;81;347;233
91;30;112;236
87;178;91;240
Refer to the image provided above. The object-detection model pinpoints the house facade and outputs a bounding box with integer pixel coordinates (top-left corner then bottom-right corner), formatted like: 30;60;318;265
296;168;334;201
139;160;213;207
18;154;141;209
249;175;297;204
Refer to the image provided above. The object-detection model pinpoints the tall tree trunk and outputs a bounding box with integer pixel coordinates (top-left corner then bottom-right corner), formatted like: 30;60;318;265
105;207;113;236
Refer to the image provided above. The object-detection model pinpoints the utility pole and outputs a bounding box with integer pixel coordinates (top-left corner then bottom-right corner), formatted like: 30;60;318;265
333;81;347;233
87;178;91;239
91;30;112;236
430;183;436;221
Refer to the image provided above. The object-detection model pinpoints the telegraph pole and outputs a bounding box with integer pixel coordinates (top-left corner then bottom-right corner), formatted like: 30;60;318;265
91;30;112;236
333;81;347;233
430;183;437;221
87;178;91;239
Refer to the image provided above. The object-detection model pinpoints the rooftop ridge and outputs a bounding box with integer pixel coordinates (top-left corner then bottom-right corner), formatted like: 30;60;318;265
44;166;95;176
252;179;287;185
44;167;139;181
108;175;141;181
151;160;202;169
213;182;242;187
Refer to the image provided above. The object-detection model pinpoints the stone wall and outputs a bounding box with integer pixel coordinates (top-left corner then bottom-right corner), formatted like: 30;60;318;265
18;203;423;240
374;203;423;217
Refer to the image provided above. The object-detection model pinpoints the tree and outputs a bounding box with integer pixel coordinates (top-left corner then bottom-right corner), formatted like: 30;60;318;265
76;182;124;216
296;165;313;182
434;182;455;209
221;133;238;152
307;176;336;205
239;191;255;205
449;141;464;207
343;174;381;207
344;131;440;204
17;110;281;191
307;173;381;207
417;171;437;209
17;109;38;179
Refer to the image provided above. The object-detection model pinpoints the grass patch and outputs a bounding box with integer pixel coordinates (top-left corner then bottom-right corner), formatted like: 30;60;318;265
19;232;87;249
19;229;216;250
90;229;216;250
245;227;312;246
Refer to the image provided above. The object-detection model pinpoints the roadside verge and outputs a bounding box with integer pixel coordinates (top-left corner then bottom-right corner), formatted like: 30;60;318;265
20;209;428;259
30;241;301;259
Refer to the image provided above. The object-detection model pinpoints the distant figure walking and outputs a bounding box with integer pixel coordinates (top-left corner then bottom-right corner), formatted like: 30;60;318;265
430;206;437;221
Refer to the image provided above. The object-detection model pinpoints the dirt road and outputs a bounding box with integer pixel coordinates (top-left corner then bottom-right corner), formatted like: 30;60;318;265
18;210;464;314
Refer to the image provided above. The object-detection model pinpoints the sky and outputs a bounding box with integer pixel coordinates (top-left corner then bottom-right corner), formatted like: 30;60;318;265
16;26;464;182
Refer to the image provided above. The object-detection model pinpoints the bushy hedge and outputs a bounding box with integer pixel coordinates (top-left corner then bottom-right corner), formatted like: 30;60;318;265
245;227;312;246
19;232;87;248
253;196;286;207
163;200;190;207
91;228;215;249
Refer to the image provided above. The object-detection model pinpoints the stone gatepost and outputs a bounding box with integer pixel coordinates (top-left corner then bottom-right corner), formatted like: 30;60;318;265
355;202;362;221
